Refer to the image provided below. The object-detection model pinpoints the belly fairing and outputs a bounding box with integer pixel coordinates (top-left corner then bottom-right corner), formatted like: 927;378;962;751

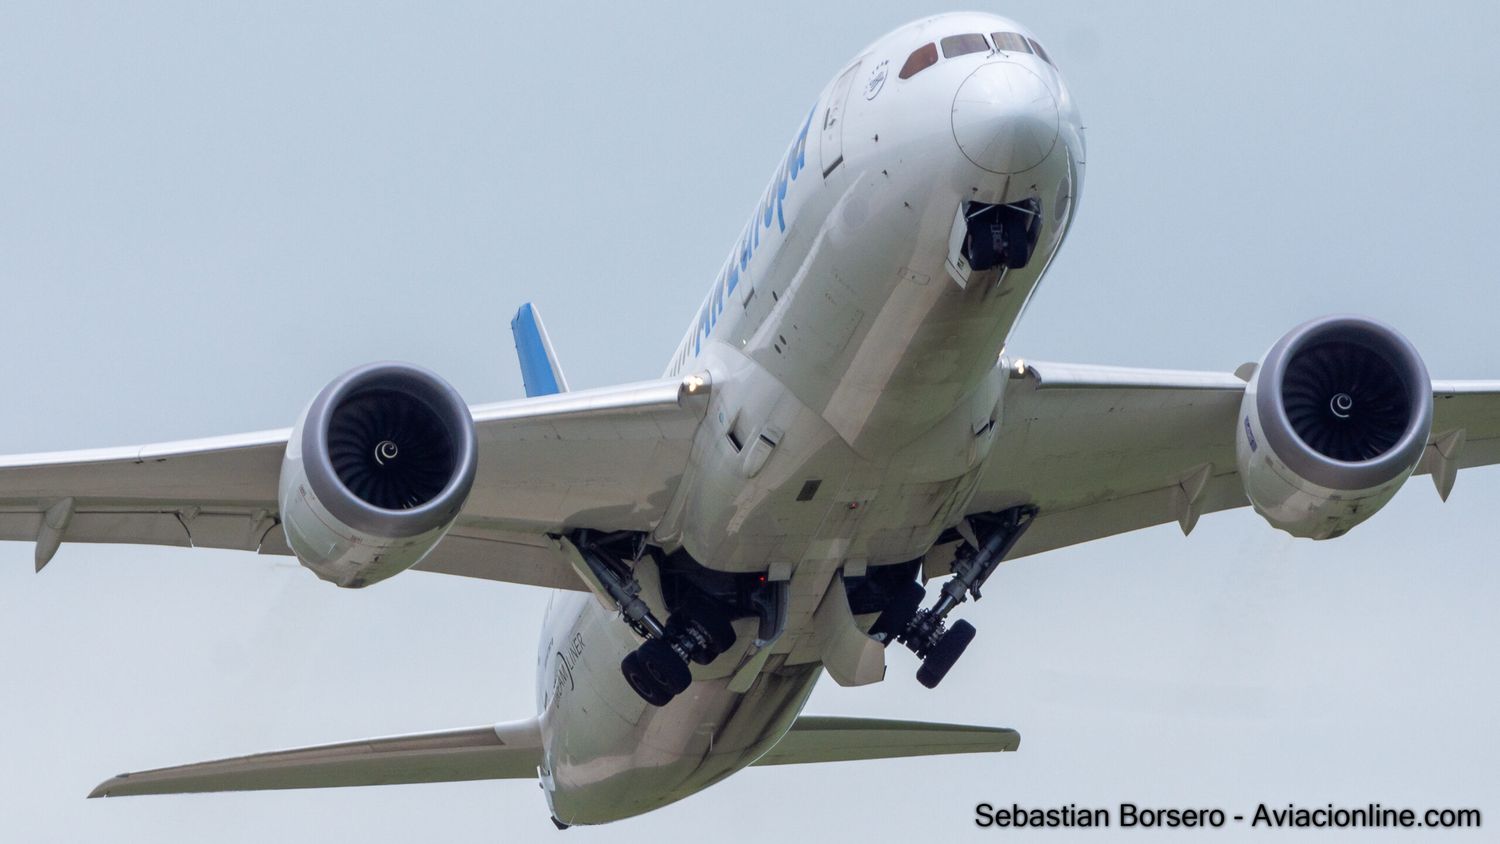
542;594;821;826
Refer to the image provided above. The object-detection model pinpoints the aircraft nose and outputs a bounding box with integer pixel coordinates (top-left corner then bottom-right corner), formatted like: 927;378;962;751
951;62;1059;174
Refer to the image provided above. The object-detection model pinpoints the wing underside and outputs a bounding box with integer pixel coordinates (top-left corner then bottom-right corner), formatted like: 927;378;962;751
2;359;1496;588
0;376;711;590
937;361;1500;578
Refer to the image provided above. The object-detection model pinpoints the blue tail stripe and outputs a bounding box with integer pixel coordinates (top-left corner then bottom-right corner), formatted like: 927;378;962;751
511;303;563;397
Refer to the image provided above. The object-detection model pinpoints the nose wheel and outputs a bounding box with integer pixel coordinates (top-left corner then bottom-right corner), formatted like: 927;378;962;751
963;199;1042;271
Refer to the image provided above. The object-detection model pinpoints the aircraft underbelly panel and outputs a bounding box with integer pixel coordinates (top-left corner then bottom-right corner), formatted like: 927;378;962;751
541;594;821;825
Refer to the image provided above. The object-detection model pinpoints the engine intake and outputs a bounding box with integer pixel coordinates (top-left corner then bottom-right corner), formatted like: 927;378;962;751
1237;316;1432;539
279;362;477;587
1280;335;1414;463
326;383;461;512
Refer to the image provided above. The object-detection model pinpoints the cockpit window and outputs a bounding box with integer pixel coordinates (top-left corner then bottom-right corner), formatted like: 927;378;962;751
991;32;1032;54
1027;37;1054;65
940;33;989;59
898;43;938;79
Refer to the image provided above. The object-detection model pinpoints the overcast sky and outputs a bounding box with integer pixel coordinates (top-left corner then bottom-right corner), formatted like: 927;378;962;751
2;1;1498;841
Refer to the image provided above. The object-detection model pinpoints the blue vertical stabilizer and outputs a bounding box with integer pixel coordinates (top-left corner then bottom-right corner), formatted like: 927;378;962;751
511;303;570;397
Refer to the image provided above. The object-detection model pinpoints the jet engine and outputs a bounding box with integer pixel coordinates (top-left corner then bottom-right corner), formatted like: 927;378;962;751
278;362;477;587
1236;316;1432;539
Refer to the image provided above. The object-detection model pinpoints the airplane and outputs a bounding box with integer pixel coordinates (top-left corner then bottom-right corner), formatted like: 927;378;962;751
4;11;1498;829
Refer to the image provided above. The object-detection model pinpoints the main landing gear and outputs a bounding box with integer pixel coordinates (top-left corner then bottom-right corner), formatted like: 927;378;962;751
570;530;737;707
873;506;1037;688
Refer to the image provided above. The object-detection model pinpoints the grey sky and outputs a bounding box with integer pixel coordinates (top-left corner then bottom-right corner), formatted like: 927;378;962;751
2;1;1497;841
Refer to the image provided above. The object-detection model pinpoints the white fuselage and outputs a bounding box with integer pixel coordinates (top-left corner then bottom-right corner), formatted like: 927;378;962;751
537;13;1085;825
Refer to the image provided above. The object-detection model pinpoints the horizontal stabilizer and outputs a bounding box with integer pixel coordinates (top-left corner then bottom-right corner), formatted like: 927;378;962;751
88;715;1011;799
89;720;542;798
751;715;1018;766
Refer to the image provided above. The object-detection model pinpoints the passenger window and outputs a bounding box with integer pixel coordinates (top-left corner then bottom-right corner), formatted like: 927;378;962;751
1028;37;1053;65
898;43;938;79
940;33;989;58
991;32;1032;54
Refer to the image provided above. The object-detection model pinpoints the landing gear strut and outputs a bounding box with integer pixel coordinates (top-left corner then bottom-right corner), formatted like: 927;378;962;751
964;199;1042;271
887;506;1037;688
569;530;737;707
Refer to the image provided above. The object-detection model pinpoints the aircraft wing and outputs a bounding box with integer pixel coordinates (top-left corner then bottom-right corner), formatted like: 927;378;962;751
0;376;709;591
945;361;1500;574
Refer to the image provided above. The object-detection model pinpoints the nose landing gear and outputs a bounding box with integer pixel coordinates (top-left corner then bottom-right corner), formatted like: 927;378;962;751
963;199;1042;271
879;506;1037;688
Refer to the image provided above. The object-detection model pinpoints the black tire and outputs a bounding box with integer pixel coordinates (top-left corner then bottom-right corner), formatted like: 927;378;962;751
621;650;673;706
1002;213;1033;269
670;595;738;664
916;619;976;689
966;226;1001;271
869;580;925;642
638;638;692;695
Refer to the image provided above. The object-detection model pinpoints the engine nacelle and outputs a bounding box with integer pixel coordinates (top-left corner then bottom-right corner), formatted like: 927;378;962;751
279;362;477;587
1237;316;1432;539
